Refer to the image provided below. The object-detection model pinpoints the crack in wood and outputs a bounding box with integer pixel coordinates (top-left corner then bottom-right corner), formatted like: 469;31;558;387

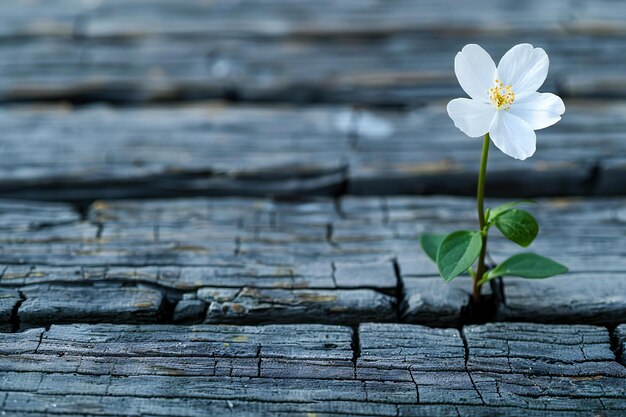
460;328;486;406
10;290;26;332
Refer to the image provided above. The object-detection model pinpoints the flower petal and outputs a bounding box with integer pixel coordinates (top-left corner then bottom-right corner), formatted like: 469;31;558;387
497;44;549;96
509;92;565;130
447;98;496;137
454;44;496;102
489;111;536;160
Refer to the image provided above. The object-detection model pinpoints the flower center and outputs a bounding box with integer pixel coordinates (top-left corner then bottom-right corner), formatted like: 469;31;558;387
488;80;515;110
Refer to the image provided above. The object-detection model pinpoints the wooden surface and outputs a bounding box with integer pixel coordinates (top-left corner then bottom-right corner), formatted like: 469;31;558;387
0;0;624;106
0;101;625;202
0;196;623;329
0;0;624;201
1;1;625;415
0;322;624;416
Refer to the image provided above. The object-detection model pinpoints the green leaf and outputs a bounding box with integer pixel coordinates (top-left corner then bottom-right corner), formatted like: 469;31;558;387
420;233;446;263
487;200;535;223
495;209;539;247
485;253;568;282
436;231;482;283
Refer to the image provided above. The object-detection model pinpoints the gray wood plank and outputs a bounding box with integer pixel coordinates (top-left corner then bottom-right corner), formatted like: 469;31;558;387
0;322;625;416
463;323;626;413
357;323;467;381
496;274;626;325
80;0;577;38
17;284;165;328
0;197;401;327
0;394;618;417
35;323;353;358
0;105;351;201
199;287;396;325
0;102;624;202
0;0;587;40
464;322;625;377
0;196;624;327
359;322;626;413
0;1;621;105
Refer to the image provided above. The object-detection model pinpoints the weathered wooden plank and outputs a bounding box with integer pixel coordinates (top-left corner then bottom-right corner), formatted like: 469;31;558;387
0;323;355;379
0;394;618;417
464;322;625;376
0;197;622;327
0;1;622;105
359;322;626;413
62;324;350;363
0;196;624;327
0;0;589;42
0;35;543;105
0;322;624;416
82;206;402;324
496;274;626;325
0;102;624;202
16;284;164;328
0;105;351;201
463;323;626;413
199;287;396;325
357;323;467;382
0;197;400;327
0;324;359;396
80;0;577;38
0;393;405;417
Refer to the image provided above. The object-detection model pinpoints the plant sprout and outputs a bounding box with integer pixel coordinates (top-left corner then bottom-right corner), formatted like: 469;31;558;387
421;44;568;303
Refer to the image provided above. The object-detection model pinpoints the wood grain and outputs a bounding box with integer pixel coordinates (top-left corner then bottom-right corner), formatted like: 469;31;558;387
0;1;623;106
0;322;623;416
0;102;624;202
0;196;623;328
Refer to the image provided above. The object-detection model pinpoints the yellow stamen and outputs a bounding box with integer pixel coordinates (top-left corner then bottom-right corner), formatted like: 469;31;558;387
488;81;515;110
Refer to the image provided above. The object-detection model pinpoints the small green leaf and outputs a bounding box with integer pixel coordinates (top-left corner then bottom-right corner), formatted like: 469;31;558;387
487;200;535;223
485;253;568;281
436;231;482;283
420;233;446;263
495;209;539;247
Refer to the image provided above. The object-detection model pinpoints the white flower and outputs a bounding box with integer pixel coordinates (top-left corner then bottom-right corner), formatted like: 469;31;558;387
447;44;565;160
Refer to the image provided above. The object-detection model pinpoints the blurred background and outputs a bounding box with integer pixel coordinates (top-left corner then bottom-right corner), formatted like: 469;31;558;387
0;0;624;204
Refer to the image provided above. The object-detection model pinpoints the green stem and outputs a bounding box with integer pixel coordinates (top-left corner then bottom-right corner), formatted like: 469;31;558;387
474;133;491;303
